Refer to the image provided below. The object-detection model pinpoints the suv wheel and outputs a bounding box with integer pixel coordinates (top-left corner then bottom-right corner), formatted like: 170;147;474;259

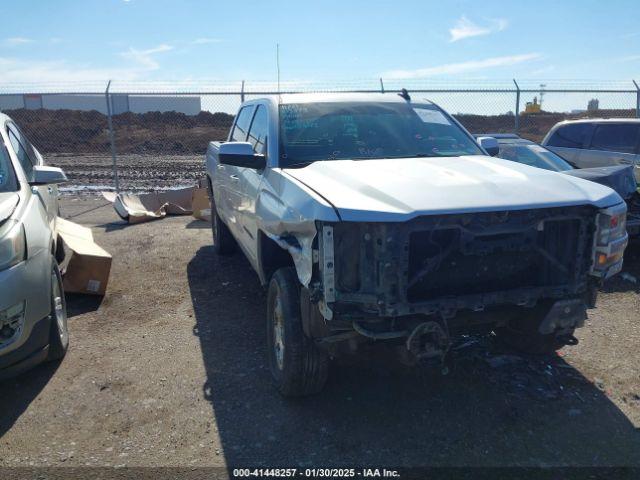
266;267;329;396
47;261;69;361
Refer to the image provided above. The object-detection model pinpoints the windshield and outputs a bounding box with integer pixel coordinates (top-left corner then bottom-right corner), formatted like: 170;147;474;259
0;144;18;193
497;143;574;172
278;102;483;167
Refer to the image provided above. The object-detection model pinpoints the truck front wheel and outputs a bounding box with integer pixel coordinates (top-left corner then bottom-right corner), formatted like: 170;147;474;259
266;267;329;396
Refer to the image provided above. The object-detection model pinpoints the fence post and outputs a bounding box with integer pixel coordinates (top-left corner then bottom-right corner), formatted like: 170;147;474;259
513;78;520;134
105;80;119;193
241;80;245;103
379;78;385;93
634;80;640;118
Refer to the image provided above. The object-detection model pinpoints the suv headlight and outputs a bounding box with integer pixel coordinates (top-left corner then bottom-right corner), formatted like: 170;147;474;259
591;203;628;278
0;223;26;271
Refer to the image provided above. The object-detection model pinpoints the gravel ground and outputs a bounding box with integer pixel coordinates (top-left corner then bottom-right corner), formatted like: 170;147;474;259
0;196;639;473
48;153;205;193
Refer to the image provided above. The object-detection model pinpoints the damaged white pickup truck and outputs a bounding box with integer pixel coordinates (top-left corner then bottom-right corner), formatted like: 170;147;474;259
205;93;628;396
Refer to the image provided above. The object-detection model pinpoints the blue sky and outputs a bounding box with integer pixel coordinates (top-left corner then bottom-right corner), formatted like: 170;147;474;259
1;0;639;86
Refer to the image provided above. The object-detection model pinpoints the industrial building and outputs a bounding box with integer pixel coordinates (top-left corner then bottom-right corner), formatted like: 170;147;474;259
0;93;201;115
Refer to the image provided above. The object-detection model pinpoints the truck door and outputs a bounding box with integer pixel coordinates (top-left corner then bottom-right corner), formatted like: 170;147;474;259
543;122;593;166
217;105;254;239
238;104;269;265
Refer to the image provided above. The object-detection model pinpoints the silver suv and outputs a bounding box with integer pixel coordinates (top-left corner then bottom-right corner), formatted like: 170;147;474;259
542;119;640;181
0;113;69;379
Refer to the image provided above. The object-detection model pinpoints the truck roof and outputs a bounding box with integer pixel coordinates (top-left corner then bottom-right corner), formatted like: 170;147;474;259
256;92;435;106
555;117;640;125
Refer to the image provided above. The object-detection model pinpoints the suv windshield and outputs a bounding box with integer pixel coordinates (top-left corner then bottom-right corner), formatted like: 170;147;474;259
279;101;483;167
498;143;574;172
0;145;18;193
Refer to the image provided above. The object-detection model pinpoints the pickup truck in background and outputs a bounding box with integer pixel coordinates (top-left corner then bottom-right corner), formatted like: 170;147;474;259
542;118;640;182
205;93;628;397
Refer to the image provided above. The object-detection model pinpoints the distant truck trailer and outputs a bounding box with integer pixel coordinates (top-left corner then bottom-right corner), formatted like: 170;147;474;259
0;93;201;116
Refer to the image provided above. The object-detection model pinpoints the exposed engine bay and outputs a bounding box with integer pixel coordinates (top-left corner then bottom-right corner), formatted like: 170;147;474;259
308;206;600;363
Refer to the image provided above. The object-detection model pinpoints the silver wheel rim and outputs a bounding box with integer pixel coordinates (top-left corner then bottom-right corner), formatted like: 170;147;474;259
52;271;68;345
273;294;285;371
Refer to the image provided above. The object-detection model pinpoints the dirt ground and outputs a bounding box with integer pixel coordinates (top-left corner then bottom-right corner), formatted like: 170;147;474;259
0;196;639;473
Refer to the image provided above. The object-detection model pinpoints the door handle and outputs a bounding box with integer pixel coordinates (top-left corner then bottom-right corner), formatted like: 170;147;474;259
230;175;240;181
217;164;225;170
47;186;54;193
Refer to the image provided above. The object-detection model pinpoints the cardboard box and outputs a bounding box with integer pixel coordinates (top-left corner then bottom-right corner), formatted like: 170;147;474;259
102;187;194;224
191;178;211;222
56;217;112;296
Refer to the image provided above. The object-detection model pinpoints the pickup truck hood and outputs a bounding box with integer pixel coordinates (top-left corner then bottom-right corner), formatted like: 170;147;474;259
562;165;637;200
0;192;19;224
283;156;622;221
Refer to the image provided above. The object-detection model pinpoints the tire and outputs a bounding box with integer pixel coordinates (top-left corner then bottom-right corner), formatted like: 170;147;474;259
208;182;236;255
47;261;69;361
495;303;571;355
266;267;329;396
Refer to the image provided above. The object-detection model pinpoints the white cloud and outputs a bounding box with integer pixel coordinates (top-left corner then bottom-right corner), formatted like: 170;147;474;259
529;65;555;76
616;54;640;62
0;43;175;85
0;57;142;83
120;44;173;70
4;37;33;46
381;53;542;79
449;16;508;42
192;38;223;45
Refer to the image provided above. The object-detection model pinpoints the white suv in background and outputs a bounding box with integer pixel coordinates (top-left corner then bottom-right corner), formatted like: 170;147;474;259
542;118;640;181
0;113;69;379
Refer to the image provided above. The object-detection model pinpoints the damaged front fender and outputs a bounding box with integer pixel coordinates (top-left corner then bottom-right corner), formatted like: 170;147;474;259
255;170;339;286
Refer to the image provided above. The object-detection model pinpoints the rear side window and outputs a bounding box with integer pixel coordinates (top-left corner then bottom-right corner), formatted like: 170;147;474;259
247;105;268;154
590;124;640;154
7;126;36;180
0;144;18;192
547;123;593;149
230;105;255;142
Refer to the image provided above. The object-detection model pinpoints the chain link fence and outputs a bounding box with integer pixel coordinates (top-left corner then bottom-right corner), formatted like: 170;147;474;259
1;79;638;194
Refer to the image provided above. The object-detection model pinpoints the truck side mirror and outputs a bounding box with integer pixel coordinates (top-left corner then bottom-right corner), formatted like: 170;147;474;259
29;165;68;185
477;137;499;157
219;142;266;170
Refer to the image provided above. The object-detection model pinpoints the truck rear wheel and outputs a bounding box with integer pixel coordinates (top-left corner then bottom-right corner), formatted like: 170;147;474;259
495;304;573;355
266;267;329;396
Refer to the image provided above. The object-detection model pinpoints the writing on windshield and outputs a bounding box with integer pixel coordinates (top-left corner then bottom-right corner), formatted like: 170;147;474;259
279;102;483;167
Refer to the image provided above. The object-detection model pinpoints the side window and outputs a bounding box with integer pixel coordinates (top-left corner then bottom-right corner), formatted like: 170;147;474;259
247;105;268;154
230;106;254;142
0;145;19;192
7;126;35;180
547;123;593;149
590;124;640;154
